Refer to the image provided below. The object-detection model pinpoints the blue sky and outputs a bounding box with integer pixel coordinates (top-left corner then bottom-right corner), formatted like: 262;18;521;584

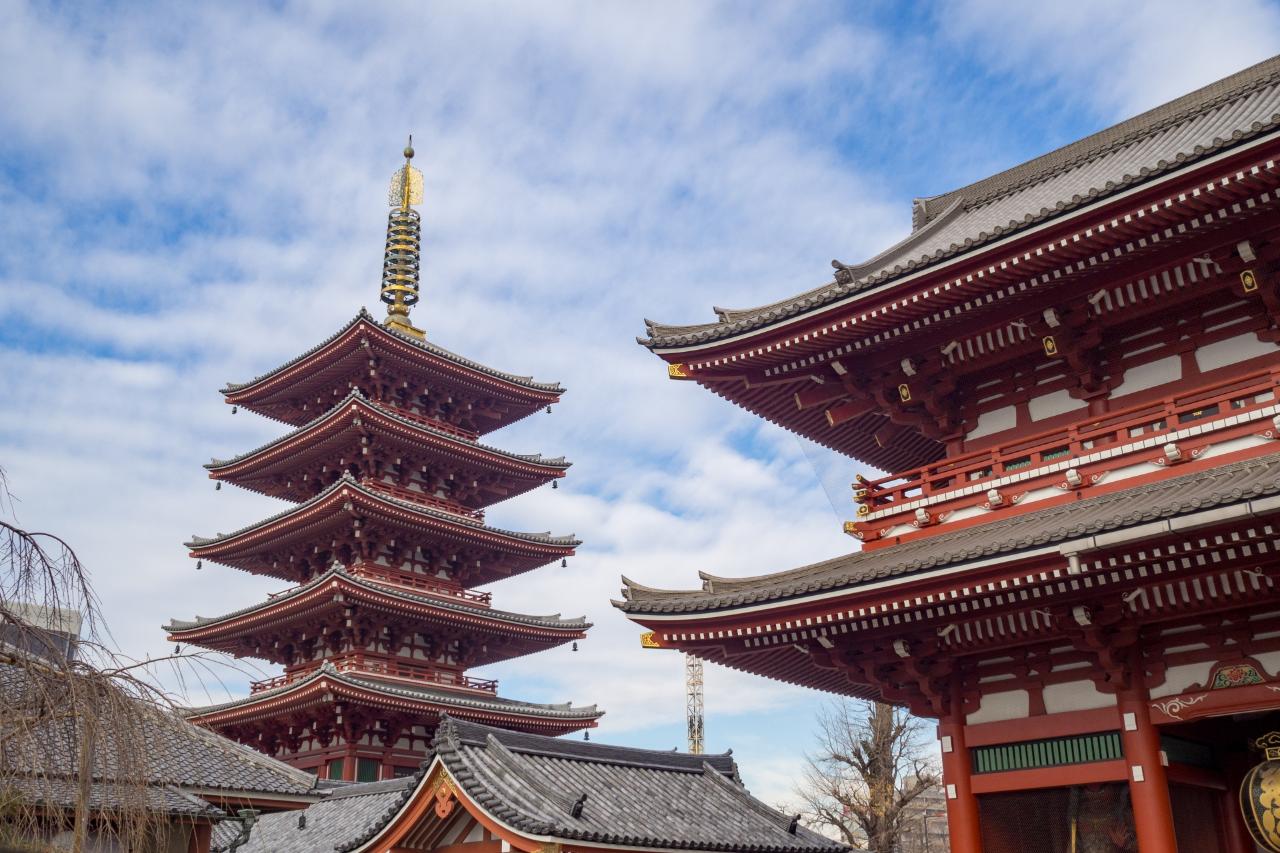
4;0;1280;806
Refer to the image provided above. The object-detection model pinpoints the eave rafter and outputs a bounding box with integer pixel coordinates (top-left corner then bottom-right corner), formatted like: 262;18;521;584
657;151;1280;470
188;477;577;585
208;392;567;507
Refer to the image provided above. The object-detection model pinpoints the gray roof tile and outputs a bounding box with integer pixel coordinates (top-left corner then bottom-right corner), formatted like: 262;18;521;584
236;719;843;853
641;54;1280;350
616;450;1280;615
164;564;589;634
184;661;602;722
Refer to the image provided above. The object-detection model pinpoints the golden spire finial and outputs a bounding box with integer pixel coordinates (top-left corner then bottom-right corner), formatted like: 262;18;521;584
382;135;425;339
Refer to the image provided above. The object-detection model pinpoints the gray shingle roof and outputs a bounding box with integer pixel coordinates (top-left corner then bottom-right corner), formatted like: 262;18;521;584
164;564;589;635
0;659;321;826
616;449;1280;615
229;776;419;853
641;54;1280;350
184;661;602;722
223;309;563;395
235;719;844;853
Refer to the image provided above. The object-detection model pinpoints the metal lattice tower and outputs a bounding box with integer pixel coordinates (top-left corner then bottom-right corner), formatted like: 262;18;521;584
685;654;704;755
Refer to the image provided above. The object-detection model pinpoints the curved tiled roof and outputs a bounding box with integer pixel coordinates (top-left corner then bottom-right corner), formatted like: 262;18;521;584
164;565;589;634
206;389;569;472
186;661;602;722
235;718;839;853
427;718;839;853
0;661;320;804
616;449;1280;616
223;310;563;395
186;473;579;550
224;775;421;853
641;54;1280;350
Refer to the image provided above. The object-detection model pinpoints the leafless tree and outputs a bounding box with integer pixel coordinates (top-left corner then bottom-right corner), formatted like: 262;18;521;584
0;466;233;852
796;699;944;853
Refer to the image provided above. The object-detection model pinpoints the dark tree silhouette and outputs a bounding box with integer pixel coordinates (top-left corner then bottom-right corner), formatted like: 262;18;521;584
797;700;943;852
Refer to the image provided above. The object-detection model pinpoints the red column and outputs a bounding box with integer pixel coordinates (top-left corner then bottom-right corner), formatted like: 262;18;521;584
938;718;983;853
1116;687;1179;853
1221;756;1256;853
187;821;212;853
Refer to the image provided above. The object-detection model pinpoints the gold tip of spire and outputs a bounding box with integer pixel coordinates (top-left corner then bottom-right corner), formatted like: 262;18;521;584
382;135;425;339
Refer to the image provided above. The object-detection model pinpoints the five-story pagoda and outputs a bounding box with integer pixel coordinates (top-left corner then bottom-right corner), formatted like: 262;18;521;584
165;143;601;782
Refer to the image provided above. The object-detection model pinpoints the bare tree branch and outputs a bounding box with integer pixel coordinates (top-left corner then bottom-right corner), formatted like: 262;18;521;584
795;699;945;853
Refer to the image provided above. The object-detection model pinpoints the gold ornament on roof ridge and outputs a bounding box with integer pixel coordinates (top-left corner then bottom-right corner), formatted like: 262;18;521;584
382;136;426;340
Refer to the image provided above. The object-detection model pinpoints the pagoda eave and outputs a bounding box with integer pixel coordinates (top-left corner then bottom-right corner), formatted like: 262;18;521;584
206;392;568;506
222;313;563;432
187;477;578;581
165;570;588;665
186;667;601;736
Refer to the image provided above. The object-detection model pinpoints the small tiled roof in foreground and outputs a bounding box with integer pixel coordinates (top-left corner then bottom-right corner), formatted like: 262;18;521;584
236;718;844;853
217;776;417;853
0;659;321;819
616;450;1280;616
641;54;1280;350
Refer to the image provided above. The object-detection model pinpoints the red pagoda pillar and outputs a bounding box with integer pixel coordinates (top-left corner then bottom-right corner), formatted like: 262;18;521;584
1117;685;1178;853
939;715;983;853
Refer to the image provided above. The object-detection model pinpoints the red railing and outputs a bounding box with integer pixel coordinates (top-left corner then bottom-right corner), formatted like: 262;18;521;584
351;564;492;606
364;480;485;523
856;366;1280;517
384;405;479;442
250;657;498;694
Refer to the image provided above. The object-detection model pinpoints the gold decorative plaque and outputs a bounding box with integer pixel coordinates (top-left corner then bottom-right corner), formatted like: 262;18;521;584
1241;732;1280;852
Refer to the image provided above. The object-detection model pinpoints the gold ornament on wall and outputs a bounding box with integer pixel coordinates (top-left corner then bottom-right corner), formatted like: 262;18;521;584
1241;731;1280;852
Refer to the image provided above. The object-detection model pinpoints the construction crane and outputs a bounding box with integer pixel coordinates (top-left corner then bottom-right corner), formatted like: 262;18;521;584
641;631;704;754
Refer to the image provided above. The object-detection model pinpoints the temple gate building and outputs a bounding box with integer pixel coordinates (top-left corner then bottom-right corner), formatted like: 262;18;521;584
166;144;600;783
618;57;1280;852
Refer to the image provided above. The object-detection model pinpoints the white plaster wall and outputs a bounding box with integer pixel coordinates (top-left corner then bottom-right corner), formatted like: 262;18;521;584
1028;389;1081;422
1043;679;1115;713
966;689;1030;724
968;405;1018;440
1112;355;1181;398
1197;434;1269;461
1195;331;1278;373
1254;650;1280;676
1149;661;1215;699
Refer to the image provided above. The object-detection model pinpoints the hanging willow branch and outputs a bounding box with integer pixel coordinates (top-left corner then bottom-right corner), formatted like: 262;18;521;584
0;466;242;853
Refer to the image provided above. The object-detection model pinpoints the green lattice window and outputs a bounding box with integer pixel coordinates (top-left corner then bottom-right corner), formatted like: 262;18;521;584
972;732;1122;774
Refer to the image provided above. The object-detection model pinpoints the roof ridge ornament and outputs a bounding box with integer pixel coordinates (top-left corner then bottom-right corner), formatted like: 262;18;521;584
382;137;426;340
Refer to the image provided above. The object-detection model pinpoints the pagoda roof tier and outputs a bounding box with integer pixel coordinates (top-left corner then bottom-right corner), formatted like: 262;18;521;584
186;661;601;736
164;566;588;667
222;311;563;433
634;57;1280;472
616;449;1280;699
187;475;578;584
206;390;569;506
641;56;1280;354
617;450;1280;620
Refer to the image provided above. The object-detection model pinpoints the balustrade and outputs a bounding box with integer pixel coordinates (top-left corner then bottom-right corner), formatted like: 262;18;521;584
855;366;1280;518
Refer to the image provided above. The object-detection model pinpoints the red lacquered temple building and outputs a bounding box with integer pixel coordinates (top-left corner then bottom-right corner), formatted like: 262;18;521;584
618;57;1280;852
167;144;600;783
